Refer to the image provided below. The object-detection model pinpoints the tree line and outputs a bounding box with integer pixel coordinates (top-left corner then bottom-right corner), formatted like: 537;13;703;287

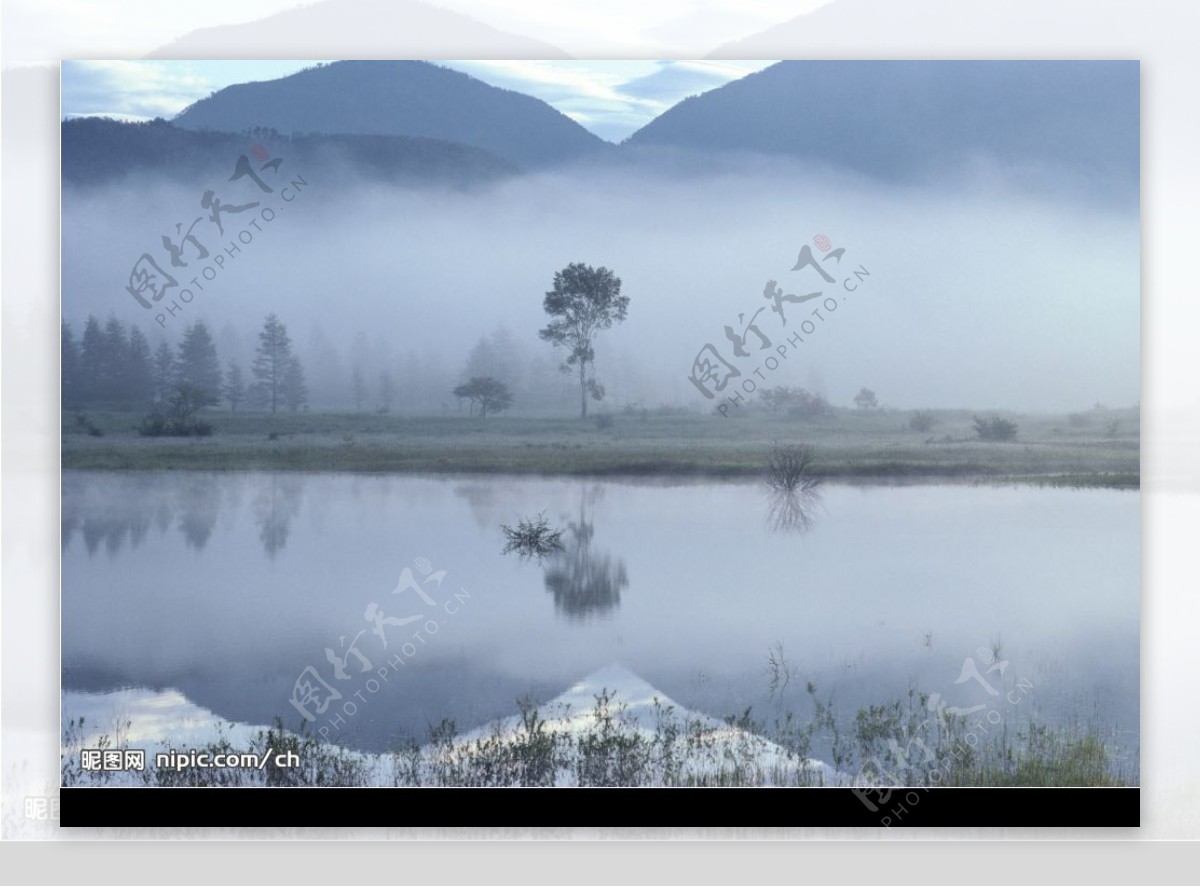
62;261;634;421
62;313;307;414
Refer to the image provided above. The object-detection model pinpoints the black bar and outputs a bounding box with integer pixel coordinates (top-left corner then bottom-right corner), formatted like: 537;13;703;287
61;787;1139;828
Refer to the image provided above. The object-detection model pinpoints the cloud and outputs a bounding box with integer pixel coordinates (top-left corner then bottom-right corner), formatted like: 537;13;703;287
614;60;768;102
61;60;213;119
442;59;773;141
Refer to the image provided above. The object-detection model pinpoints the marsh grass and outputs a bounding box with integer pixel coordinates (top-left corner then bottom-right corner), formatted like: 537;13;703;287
62;686;1129;788
61;408;1139;485
500;512;565;560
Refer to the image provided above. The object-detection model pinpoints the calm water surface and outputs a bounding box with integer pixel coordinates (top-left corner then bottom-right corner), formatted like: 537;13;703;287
61;471;1139;774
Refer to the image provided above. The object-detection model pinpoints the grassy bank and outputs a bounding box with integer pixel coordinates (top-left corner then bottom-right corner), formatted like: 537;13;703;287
61;407;1140;487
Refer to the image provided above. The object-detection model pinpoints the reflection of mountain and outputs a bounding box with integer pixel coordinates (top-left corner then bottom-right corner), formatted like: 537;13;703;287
172;60;608;170
62;665;848;785
147;0;569;60
252;475;304;558
542;492;628;621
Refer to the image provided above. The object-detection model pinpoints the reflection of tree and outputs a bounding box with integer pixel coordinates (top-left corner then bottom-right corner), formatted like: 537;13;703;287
62;472;278;557
542;491;628;621
454;482;503;530
252;474;304;558
64;474;154;556
766;487;823;534
178;476;222;550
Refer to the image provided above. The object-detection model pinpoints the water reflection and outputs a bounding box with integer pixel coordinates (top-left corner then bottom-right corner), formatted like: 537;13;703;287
62;472;179;557
59;471;1140;768
178;476;221;550
541;489;628;622
252;475;304;558
63;472;303;558
766;486;823;534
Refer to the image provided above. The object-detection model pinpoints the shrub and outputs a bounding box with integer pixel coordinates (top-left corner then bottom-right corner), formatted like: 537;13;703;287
908;410;936;433
973;415;1018;442
766;443;821;493
138;384;215;437
761;386;832;420
73;412;104;437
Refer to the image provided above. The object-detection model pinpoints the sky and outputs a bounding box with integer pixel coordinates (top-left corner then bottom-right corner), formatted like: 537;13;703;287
60;59;777;142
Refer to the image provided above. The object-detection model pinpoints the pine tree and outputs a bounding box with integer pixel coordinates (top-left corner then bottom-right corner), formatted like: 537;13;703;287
152;339;178;405
100;316;130;406
77;316;105;406
251;313;295;414
283;357;308;412
176;321;222;404
62;322;81;409
125;326;154;408
223;361;246;413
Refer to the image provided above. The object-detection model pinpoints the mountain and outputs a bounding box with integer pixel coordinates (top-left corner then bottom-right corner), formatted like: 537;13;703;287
623;60;1138;199
147;0;569;60
61;117;517;189
172;60;611;170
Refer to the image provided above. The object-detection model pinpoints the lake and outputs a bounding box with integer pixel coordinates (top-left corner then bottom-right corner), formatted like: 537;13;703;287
61;470;1139;779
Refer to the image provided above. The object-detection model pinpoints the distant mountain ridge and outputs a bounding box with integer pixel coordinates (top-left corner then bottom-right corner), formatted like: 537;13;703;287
61;116;517;189
172;60;611;170
623;60;1138;198
67;59;1139;204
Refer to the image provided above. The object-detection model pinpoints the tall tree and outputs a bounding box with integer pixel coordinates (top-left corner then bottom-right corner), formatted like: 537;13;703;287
100;316;130;406
177;321;222;404
539;263;630;418
283;357;308;412
251;313;295;414
223;361;246;413
152;338;178;405
77;316;105;406
125;326;155;408
62;322;81;410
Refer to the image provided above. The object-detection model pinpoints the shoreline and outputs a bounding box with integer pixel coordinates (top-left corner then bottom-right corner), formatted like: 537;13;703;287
60;410;1141;488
